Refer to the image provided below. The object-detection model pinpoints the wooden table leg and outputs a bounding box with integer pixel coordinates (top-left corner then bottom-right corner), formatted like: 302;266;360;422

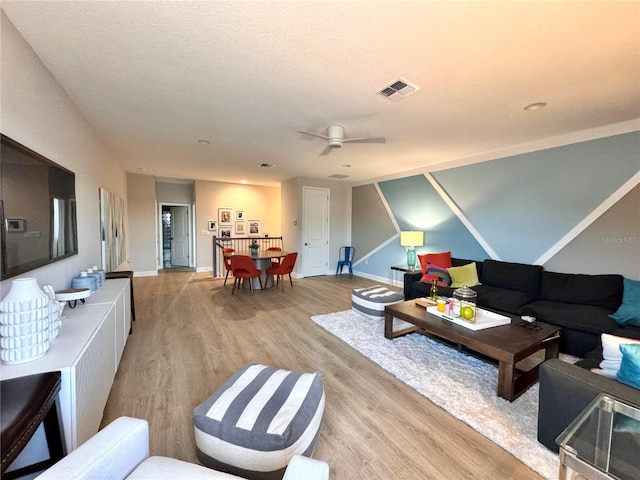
497;360;516;401
384;312;394;339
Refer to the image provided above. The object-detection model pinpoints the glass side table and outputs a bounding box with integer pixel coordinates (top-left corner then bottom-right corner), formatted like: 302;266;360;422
556;394;640;480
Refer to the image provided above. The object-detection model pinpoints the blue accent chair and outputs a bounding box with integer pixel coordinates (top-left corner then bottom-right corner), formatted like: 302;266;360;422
336;246;355;277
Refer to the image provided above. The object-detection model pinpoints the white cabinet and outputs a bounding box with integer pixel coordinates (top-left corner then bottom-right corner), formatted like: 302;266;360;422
0;278;131;451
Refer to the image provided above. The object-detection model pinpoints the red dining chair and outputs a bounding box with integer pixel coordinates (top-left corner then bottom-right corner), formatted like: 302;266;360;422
266;252;298;292
231;255;263;295
222;248;235;286
267;246;282;267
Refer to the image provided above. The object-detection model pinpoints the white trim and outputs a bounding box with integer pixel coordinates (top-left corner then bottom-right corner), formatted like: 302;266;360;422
424;173;500;260
352;235;398;267
535;171;640;265
134;270;158;277
352;121;640;187
351;182;401;268
197;266;213;273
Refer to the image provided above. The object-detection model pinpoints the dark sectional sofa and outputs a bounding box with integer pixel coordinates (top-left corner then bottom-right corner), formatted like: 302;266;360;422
403;257;639;357
403;257;640;453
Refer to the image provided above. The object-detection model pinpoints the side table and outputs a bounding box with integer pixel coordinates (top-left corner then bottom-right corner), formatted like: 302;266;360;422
557;393;640;480
389;265;420;287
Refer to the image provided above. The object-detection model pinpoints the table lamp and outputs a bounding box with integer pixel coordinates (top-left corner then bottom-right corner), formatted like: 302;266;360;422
400;231;424;270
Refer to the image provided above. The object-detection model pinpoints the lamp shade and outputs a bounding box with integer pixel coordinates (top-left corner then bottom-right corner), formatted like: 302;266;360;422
400;231;424;247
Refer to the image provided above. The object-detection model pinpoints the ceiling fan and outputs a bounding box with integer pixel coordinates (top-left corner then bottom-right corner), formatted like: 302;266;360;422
297;125;386;156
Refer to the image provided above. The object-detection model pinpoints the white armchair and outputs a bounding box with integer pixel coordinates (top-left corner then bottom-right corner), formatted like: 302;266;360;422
35;417;330;480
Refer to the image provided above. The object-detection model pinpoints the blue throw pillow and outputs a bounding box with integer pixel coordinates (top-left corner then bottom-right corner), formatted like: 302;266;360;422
609;277;640;326
616;343;640;390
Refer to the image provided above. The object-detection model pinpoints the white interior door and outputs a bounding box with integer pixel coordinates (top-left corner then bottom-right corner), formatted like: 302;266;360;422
302;187;329;277
170;206;189;267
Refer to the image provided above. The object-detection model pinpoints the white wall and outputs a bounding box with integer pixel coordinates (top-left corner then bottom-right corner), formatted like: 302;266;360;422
0;11;127;294
194;179;281;272
127;174;157;275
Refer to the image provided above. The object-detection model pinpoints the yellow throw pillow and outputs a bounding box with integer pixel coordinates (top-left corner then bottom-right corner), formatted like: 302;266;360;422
448;262;480;288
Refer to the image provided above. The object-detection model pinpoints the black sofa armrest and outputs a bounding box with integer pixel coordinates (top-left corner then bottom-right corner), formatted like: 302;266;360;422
403;271;423;300
537;358;640;452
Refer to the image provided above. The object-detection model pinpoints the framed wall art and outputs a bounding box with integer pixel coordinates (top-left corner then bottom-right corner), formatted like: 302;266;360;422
208;220;217;231
219;227;232;239
5;218;25;232
218;208;233;226
236;210;245;220
247;220;261;236
234;221;246;235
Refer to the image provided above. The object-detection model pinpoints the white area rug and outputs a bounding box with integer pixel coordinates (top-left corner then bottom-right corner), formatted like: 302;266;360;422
311;309;567;480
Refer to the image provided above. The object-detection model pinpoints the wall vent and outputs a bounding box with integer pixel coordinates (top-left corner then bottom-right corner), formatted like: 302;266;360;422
328;174;349;179
377;78;420;102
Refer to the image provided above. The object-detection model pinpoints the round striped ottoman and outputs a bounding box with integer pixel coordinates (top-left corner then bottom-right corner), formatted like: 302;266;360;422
352;285;404;319
193;363;325;480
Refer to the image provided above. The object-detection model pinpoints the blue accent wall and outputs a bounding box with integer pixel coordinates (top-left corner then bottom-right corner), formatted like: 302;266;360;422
378;175;489;259
432;132;640;263
351;131;640;281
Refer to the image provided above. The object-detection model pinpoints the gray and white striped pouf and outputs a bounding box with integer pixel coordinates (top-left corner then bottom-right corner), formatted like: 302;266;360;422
352;285;404;319
193;363;325;480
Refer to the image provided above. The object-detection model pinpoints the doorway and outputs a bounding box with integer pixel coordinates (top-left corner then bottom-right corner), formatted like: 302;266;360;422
301;186;330;277
159;203;193;270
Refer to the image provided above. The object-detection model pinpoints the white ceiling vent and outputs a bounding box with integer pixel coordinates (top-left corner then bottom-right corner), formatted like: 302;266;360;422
328;174;349;179
377;79;420;101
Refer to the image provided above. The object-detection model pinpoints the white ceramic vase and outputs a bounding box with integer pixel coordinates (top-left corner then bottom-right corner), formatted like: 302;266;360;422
0;278;49;313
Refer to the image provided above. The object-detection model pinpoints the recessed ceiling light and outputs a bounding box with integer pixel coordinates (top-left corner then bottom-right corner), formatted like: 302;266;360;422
342;164;351;168
197;139;210;144
240;180;247;184
524;102;547;111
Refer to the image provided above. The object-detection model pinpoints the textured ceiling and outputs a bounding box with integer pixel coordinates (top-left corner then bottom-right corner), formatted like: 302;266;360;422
2;1;639;186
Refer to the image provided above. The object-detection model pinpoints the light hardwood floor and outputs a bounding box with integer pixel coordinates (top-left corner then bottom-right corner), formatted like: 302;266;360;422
102;272;545;479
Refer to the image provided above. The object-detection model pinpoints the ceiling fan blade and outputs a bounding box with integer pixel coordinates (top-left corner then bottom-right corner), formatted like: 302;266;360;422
343;136;386;144
319;145;334;156
297;130;329;141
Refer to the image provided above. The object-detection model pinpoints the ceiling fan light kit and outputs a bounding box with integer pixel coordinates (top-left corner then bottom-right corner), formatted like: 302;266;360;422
297;124;386;155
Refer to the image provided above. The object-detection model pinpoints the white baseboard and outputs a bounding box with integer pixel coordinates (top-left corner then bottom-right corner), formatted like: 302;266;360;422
134;270;158;277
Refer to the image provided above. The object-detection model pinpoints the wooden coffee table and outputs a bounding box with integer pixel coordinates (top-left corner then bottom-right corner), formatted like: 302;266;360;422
384;300;561;401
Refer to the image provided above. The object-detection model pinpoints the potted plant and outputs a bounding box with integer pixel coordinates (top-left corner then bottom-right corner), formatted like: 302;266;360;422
249;240;260;255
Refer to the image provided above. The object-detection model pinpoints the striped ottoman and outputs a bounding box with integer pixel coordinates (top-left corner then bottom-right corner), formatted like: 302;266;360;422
352;285;404;319
193;363;325;480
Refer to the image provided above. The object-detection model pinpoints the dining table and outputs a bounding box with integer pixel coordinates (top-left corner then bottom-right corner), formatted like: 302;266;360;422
224;250;290;290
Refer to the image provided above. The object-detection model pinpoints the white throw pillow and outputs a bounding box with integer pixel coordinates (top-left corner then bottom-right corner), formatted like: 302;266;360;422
599;333;640;378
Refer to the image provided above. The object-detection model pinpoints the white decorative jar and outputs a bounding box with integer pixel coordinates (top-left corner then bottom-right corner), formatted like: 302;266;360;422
0;278;49;312
0;277;59;364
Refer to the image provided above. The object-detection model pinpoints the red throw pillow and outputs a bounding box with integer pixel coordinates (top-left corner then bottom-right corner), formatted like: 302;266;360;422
417;252;452;274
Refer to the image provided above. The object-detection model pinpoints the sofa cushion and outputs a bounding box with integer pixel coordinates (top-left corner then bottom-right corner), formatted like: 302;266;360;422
540;271;623;310
481;260;542;302
610;277;640;326
130;456;242;480
473;285;534;314
448;262;480;288
418;252;452;273
598;333;640;378
425;264;451;286
617;344;640;389
525;300;619;335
